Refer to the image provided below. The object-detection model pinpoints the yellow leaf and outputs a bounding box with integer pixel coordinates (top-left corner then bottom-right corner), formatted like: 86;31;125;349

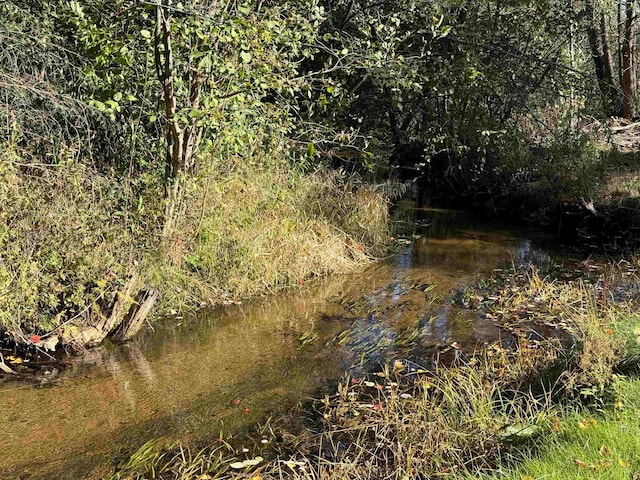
574;459;588;468
599;445;611;457
578;418;596;430
618;458;630;468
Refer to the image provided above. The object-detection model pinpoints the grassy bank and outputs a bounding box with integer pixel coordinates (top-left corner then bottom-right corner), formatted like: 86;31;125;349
480;376;640;480
0;143;390;348
102;263;640;479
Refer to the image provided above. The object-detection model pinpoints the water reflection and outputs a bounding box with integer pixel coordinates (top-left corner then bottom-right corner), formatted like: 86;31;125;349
0;207;553;479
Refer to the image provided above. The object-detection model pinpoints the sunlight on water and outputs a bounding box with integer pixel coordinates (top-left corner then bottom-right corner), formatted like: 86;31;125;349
0;206;552;479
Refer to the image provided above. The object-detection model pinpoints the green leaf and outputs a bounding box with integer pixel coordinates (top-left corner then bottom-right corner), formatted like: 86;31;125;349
499;424;544;445
140;29;151;39
307;143;315;157
89;100;106;111
240;51;252;63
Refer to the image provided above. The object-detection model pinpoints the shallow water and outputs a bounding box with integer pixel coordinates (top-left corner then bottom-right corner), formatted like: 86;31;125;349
0;207;552;479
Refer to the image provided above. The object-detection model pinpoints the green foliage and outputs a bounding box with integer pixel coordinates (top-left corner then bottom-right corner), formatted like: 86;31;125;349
295;0;583;173
0;145;150;335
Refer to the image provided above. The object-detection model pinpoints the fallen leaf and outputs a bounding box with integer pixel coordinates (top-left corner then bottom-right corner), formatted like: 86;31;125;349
550;417;563;432
574;459;588;468
243;456;263;467
599;445;611;457
578;418;597;430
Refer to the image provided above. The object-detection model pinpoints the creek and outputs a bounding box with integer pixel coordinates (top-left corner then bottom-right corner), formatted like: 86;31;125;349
0;202;566;479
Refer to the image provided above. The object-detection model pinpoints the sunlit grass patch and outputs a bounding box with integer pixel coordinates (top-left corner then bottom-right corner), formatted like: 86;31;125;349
482;377;640;480
149;159;391;312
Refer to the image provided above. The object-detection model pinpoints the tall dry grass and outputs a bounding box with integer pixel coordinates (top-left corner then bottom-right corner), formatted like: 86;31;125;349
148;157;390;311
104;266;640;480
0;141;391;341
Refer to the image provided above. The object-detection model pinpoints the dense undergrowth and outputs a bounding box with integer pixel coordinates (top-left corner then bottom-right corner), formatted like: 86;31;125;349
0;142;390;345
102;263;640;480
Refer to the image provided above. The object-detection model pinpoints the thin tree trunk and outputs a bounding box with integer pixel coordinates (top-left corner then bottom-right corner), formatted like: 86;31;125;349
154;1;202;239
586;1;623;116
601;13;617;93
155;2;180;238
619;0;624;85
622;0;637;119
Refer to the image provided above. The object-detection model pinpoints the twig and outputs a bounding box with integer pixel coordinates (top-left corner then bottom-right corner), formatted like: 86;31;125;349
610;122;640;132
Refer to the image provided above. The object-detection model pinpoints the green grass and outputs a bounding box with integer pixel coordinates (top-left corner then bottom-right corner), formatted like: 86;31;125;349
483;376;640;480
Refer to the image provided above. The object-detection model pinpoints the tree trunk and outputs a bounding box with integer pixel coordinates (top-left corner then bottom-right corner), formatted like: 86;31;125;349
601;13;617;93
586;1;623;116
112;288;160;342
619;0;624;85
622;0;637;119
154;1;203;239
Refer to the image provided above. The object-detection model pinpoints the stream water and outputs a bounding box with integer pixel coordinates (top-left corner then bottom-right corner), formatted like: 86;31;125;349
0;203;561;480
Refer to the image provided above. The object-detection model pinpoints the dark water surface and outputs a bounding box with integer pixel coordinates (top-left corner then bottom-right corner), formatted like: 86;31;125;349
0;206;556;479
